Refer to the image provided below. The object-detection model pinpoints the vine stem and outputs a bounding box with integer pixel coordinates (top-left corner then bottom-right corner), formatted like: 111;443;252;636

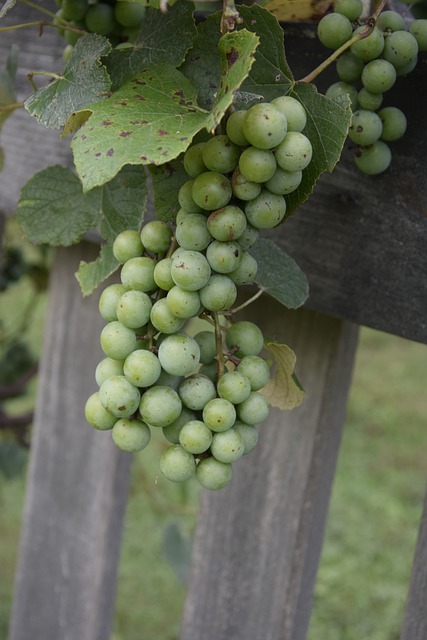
229;287;265;315
221;0;242;33
27;70;64;91
213;312;226;379
0;102;25;113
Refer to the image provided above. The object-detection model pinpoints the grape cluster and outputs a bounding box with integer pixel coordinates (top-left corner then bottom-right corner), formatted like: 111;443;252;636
85;98;313;490
317;0;427;174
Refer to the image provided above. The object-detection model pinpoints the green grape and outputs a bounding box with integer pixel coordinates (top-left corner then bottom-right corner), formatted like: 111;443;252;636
210;427;245;463
158;333;201;376
354;140;392;175
183;142;207;178
238;147;277;184
112;418;151;452
63;44;74;63
348;109;383;146
237;224;259;250
236;391;269;425
202;135;241;174
206;240;243;274
199;274;237;311
123;349;161;388
275;131;313;172
100;321;137;360
84;3;115;35
317;13;353;49
179;420;213;454
170;250;211;291
140;221;172;254
350;26;384;61
378;106;407;141
116;290;152;329
361;59;397;93
334;0;363;21
178;374;217;410
153;258;175;291
226;321;264;358
114;1;146;28
113;230;143;264
150;298;185;334
377;10;406;32
383;30;419;70
98;283;126;322
207;205;247;242
64;22;84;46
245;190;287;229
191;171;232;211
175;214;212;251
198;361;219;382
325;81;358;110
160;444;196;482
155;368;183;391
409;19;427;51
228;251;258;286
139;385;182;427
242;102;287;150
162;407;197;443
335;51;364;83
176;208;192;224
196;457;233;490
271;96;307;132
120;256;156;292
395;56;418;76
217;370;251;404
95;357;124;387
85;391;117;430
166;286;201;319
61;0;88;22
231;168;262;201
99;375;140;418
226;110;249;146
193;330;216;364
203;397;236;432
178;179;204;213
265;167;302;195
234;421;259;454
237;355;270;391
357;87;383;111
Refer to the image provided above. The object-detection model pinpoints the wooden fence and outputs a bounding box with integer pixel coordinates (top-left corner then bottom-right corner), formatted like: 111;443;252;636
1;4;426;639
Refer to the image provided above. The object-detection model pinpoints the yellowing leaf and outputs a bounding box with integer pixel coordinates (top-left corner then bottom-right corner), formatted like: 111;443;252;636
261;341;304;410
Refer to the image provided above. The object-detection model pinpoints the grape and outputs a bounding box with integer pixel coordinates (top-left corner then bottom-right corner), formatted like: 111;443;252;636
226;321;264;358
191;171;232;211
357;87;383;111
140;221;172;254
245;190;287;229
383;30;419;71
271;96;307;132
113;230;143;264
202;135;241;174
99;375;140;418
354;140;391;175
139;386;182;427
361;59;397;94
116;290;152;329
237;355;270;390
317;13;353;49
162;406;197;443
176;208;192;225
236;391;269;425
238;147;277;183
178;179;204;213
206;240;243;274
242;103;287;150
377;10;406;33
183;142;207;178
231;168;262;201
196;457;232;490
210;428;245;463
61;0;88;21
217;371;251;404
64;23;84;46
160;444;196;482
170;250;211;291
336;51;364;84
207;205;247;242
378;106;407;142
150;298;185;334
95;357;124;387
226;110;249;146
275;132;313;172
85;391;117;430
202;397;236;432
123;349;161;388
234;421;259;454
63;44;74;63
199;274;237;311
112;418;151;452
153;258;175;291
409;19;427;51
396;56;418;77
166;286;201;319
194;331;216;365
98;283;126;322
114;1;145;27
100;321;137;360
237;224;259;250
120;256;156;292
84;3;115;35
334;0;363;21
179;420;213;454
228;251;258;286
178;374;217;410
175;213;212;251
158;333;201;376
198;361;219;382
348;109;383;146
155;368;183;391
265;167;302;195
350;27;384;61
325;81;358;110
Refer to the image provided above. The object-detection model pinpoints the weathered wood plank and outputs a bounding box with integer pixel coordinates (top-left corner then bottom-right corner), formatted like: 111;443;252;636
181;301;359;640
8;243;132;640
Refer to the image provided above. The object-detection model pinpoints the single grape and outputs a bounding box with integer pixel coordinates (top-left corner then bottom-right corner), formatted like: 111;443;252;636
383;30;419;71
95;357;124;387
317;13;353;49
153;258;175;291
236;391;269;425
191;171;232;211
183;142;207;178
357;87;383;111
207;205;247;242
85;391;117;430
194;331;216;364
377;10;406;33
245;190;287;229
231;168;262;201
211;427;245;463
237;224;259;250
409;19;427;51
170;250;211;291
140;221;172;254
63;44;74;63
199;274;237;311
178;179;204;213
99;375;140;418
166;286;201;319
228;251;258;286
100;321;137;360
178;374;217;410
334;0;363;21
196;457;232;490
265;167;302;195
325;81;358;110
203;397;236;432
350;26;384;61
99;283;126;322
114;1;145;27
158;333;201;376
237;355;270;391
226;321;264;358
112;418;151;452
395;56;418;77
84;3;115;35
175;213;212;251
179;420;213;454
348;109;383;146
162;407;197;444
336;51;364;84
116;290;152;329
150;298;185;334
226;110;249;146
113;230;143;264
123;349;161;388
217;371;251;404
139;385;182;427
120;256;156;292
275;132;313;172
160;444;196;482
271;95;307;132
242;102;288;150
176;208;192;225
234;421;259;454
354;140;392;175
378;106;407;141
61;0;88;21
238;147;277;184
202;135;241;174
206;240;243;274
361;59;397;94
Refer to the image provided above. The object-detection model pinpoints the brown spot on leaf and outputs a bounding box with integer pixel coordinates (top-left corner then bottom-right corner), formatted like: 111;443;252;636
133;79;147;86
119;131;132;137
95;152;101;157
130;119;148;125
102;120;113;126
226;47;239;68
134;94;146;101
107;148;114;157
157;129;168;136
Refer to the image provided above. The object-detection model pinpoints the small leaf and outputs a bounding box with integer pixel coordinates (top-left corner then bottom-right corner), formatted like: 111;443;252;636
261;341;304;410
76;242;118;296
0;0;16;19
162;521;192;585
149;159;188;222
250;238;309;309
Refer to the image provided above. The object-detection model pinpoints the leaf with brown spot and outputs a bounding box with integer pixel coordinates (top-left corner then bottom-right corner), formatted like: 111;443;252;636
261;342;304;410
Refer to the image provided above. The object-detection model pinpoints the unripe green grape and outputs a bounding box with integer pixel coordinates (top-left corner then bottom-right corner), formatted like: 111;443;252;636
139;385;182;427
63;44;74;63
150;298;185;334
140;221;172;254
361;59;397;93
202;135;241;174
231;168;262;201
198;361;219;382
112;418;151;452
354;140;391;175
234;421;259;454
85;391;117;430
357;87;383;111
100;321;137;360
64;22;84;46
242;102;287;150
178;374;217;410
114;1;146;28
226;321;264;358
237;391;269;425
383;30;419;71
228;251;258;286
123;349;161;388
84;3;115;35
207;205;247;242
176;208;192;224
348;109;383;146
217;370;251;404
116;290;152;329
99;283;126;322
317;13;353;49
199;274;237;311
271;95;307;132
325;81;358;110
95;357;124;387
196;457;232;490
160;444;196;482
237;224;259;250
237;355;270;391
194;331;216;365
99;375;140;418
120;256;156;292
175;213;212;251
61;0;88;21
183;142;207;178
377;10;406;33
378;106;407;142
238;147;277;184
162;407;197;443
409;19;427;51
192;171;232;211
335;51;364;84
171;250;211;291
350;27;384;61
245;190;287;229
275;132;313;172
211;427;245;463
179;420;213;454
113;230;143;264
334;0;363;21
396;56;418;77
178;179;204;213
206;240;243;274
203;397;236;432
158;333;200;376
153;257;174;291
155;368;183;391
166;286;201;319
265;167;302;195
226;110;249;146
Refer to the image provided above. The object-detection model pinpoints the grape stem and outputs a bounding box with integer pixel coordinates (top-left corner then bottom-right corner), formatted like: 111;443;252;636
221;0;242;33
213;312;226;379
27;71;65;92
0;102;25;113
228;287;265;315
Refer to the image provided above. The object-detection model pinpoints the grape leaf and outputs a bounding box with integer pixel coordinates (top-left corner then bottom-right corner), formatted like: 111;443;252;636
25;34;112;129
76;243;117;297
149;158;188;222
261;341;304;410
250;238;309;309
0;0;16;19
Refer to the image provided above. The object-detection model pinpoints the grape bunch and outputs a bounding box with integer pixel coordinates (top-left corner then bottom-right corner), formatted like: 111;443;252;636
317;0;427;174
85;98;313;490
